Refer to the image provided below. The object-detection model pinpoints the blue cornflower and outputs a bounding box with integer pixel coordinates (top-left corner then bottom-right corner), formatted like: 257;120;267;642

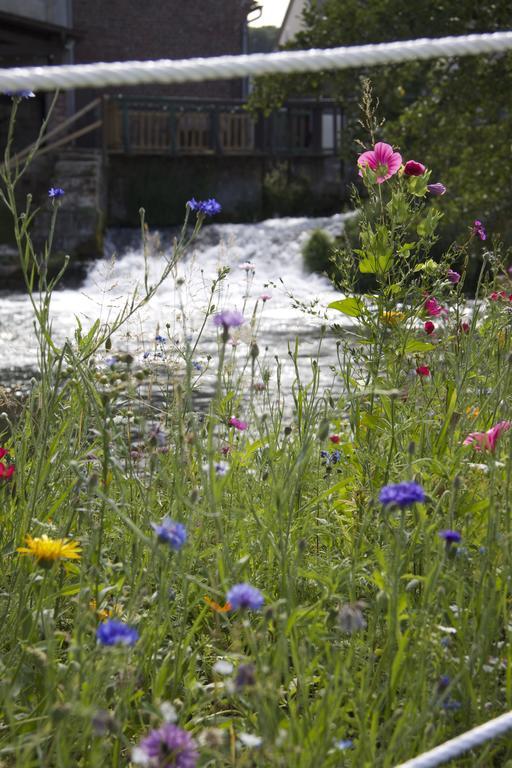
187;197;222;217
192;361;202;371
227;583;264;611
151;518;187;550
330;450;341;464
96;619;139;646
320;450;329;459
4;90;35;99
439;530;461;544
379;481;425;507
48;187;65;198
235;663;256;690
335;739;353;751
155;335;166;343
213;309;245;330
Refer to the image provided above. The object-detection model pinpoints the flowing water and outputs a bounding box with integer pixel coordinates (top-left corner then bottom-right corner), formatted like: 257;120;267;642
0;213;354;398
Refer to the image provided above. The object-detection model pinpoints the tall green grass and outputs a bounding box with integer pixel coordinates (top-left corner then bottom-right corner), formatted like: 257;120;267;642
1;89;512;768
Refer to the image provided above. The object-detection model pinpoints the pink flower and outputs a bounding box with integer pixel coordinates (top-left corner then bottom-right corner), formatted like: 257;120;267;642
459;321;470;334
424;321;435;335
259;293;272;302
447;269;461;284
463;420;511;452
357;142;402;184
329;435;340;444
229;417;248;431
416;366;431;377
473;220;487;241
404;160;426;176
0;448;7;460
424;297;444;317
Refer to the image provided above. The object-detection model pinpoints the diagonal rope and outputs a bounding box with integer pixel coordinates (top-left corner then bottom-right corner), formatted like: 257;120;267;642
0;32;512;93
394;710;512;768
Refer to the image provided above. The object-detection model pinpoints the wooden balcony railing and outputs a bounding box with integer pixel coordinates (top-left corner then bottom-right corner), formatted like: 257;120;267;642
103;96;343;157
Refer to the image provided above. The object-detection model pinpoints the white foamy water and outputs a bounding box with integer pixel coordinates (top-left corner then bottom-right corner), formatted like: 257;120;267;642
0;214;353;387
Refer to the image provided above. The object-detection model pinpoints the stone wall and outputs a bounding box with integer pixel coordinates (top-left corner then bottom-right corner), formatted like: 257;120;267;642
107;154;345;227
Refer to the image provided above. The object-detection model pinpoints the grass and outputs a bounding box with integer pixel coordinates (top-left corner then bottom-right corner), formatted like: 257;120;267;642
1;92;512;768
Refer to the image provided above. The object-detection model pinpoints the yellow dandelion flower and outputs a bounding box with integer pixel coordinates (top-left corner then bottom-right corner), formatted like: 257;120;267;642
382;311;406;326
17;534;81;568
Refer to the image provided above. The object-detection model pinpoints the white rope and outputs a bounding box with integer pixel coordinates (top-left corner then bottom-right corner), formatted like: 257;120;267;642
394;710;512;768
0;32;512;93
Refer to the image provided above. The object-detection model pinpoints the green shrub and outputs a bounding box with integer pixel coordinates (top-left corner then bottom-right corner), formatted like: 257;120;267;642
302;228;335;274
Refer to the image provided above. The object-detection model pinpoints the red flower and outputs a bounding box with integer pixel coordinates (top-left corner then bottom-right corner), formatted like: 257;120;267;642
0;448;7;460
416;366;431;377
490;291;506;301
404;160;426;176
0;463;14;479
424;321;435;335
329;435;340;444
459;322;470;334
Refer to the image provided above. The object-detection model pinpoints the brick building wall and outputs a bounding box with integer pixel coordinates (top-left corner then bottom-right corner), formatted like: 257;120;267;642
72;0;255;100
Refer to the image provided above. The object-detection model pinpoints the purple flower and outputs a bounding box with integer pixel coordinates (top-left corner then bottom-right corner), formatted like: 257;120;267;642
439;530;462;550
96;619;139;647
48;187;65;199
151;518;187;550
4;90;35;99
229;417;248;431
379;481;425;507
213;310;245;330
447;269;461;284
187;198;221;217
473;219;487;241
235;663;256;690
135;723;198;768
227;583;264;611
427;182;446;196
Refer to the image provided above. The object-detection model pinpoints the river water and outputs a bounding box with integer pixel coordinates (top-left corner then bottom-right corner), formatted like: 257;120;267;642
0;213;353;397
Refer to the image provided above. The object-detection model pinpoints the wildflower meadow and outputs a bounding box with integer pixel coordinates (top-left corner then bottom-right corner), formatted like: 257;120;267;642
1;90;512;768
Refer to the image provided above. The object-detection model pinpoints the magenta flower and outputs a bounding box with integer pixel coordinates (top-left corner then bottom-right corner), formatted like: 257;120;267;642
229;417;248;431
404;160;426;176
424;321;435;335
427;183;446;196
424;297;444;317
473;220;487;241
416;365;431;377
463;420;511;452
447;269;461;284
357;142;402;184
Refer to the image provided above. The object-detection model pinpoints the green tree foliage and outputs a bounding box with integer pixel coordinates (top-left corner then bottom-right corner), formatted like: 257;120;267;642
249;1;512;243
